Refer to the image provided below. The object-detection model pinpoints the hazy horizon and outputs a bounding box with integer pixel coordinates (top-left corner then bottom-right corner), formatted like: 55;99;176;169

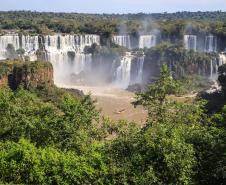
1;0;226;14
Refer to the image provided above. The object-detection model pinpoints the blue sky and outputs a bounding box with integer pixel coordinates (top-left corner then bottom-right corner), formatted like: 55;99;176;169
1;0;226;13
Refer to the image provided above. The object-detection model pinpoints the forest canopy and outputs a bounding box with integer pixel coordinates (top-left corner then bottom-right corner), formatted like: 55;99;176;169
0;60;225;184
1;11;226;36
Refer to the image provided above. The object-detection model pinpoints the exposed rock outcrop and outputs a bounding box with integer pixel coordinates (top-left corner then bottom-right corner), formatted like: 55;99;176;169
0;60;53;90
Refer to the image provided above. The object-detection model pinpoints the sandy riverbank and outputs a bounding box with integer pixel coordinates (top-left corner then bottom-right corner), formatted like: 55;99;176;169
58;84;147;124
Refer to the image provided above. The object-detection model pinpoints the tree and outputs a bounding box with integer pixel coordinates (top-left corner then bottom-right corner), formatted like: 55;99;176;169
133;64;179;124
107;122;196;185
0;139;108;185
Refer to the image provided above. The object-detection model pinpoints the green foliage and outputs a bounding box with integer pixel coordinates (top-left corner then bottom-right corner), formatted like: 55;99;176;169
176;75;212;95
16;48;25;55
144;43;216;80
133;65;179;124
129;65;226;184
0;139;108;185
185;124;226;185
0;60;226;184
0;60;53;90
107;123;196;185
1;11;226;40
200;63;226;114
0;87;101;153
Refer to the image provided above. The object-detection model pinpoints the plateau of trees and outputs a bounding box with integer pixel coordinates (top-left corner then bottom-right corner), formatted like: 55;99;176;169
1;11;226;38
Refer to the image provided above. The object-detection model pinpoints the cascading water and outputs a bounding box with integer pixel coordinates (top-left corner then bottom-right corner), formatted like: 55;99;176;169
74;35;100;52
113;52;133;88
112;35;131;49
44;35;59;51
1;32;226;89
44;34;100;85
219;53;226;66
0;33;100;85
21;35;39;52
184;35;197;51
0;34;39;61
209;55;226;79
205;35;217;52
134;56;144;84
139;35;157;48
21;35;39;61
0;34;20;59
210;59;213;78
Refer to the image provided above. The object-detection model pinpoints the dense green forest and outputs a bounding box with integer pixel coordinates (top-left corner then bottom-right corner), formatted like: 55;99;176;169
0;60;225;184
1;11;226;37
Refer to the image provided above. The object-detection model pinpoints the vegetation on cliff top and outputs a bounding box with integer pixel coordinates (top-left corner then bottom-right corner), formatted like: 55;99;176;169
0;60;53;90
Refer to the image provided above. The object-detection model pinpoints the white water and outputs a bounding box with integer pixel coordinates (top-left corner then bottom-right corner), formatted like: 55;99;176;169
219;53;226;65
112;35;131;49
1;33;226;89
184;35;197;51
139;35;157;48
21;35;39;52
44;34;100;52
0;34;40;61
205;35;217;52
44;34;100;85
21;35;39;61
134;56;144;84
113;52;133;88
209;55;226;79
0;34;20;59
0;33;100;85
210;59;213;78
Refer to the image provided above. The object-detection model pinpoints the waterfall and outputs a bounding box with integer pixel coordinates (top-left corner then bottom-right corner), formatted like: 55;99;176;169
184;35;197;51
44;34;100;52
75;35;100;52
219;53;226;66
205;35;217;52
139;35;157;48
0;34;20;59
21;35;39;61
21;35;39;52
210;59;213;78
134;56;144;84
44;34;100;85
208;54;226;79
46;51;92;85
113;52;133;88
0;33;100;85
44;35;60;51
209;57;222;79
112;35;131;49
0;34;40;61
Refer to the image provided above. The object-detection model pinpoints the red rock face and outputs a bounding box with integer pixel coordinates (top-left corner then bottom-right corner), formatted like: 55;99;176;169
0;61;54;90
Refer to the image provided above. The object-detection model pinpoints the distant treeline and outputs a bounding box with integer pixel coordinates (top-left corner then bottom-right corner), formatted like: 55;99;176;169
0;11;226;37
